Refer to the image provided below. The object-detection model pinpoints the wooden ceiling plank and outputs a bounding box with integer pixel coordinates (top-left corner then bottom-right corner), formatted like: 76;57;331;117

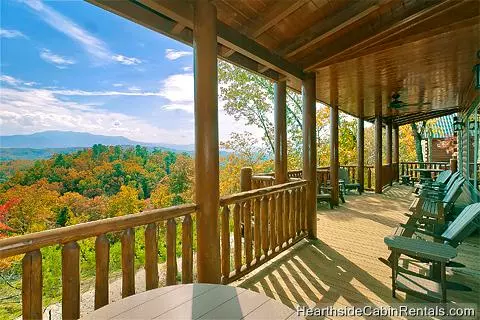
136;0;304;79
305;0;456;70
278;0;378;58
285;3;380;58
171;22;185;34
320;16;479;68
247;0;309;39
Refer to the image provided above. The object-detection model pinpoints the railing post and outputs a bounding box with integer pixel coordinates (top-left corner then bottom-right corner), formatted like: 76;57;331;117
274;80;288;184
240;167;252;192
62;241;80;320
194;0;220;284
22;250;42;320
302;72;317;239
450;157;458;172
386;120;393;185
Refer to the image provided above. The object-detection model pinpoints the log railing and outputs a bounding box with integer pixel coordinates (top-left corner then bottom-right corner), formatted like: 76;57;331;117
219;180;308;284
251;175;275;189
0;204;196;319
400;161;449;181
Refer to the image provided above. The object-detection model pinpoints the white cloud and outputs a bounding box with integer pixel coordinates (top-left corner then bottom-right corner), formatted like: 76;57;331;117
165;49;192;60
159;73;194;112
22;0;141;66
51;89;162;97
1;75;37;87
0;86;192;144
182;66;193;72
128;86;141;92
112;55;142;66
40;49;76;68
112;83;124;87
0;29;27;39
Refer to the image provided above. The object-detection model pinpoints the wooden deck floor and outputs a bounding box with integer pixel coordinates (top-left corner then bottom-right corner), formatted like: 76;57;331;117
233;185;480;318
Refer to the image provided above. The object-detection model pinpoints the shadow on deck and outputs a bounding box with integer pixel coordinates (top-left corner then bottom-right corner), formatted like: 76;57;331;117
232;184;480;317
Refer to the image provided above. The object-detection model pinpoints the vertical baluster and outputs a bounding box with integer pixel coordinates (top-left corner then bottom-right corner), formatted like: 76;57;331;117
95;234;109;309
283;190;290;245
244;201;253;266
401;163;404;176
289;190;295;240
182;214;193;284
291;189;297;237
166;218;177;286
145;223;158;290
276;192;284;248
121;228;135;297
261;196;269;256
22;250;42;319
269;195;276;252
233;203;242;273
254;198;261;262
221;205;230;281
367;168;372;189
295;189;301;235
303;186;307;231
62;241;80;319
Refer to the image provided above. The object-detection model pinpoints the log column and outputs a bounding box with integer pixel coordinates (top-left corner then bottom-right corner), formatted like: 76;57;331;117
357;117;364;192
386;120;393;186
302;73;317;239
274;80;288;184
374;89;383;193
330;68;339;205
193;0;220;284
393;124;400;180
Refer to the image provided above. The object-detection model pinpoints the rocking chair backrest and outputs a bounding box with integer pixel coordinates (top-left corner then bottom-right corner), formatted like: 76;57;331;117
444;171;461;190
436;170;452;184
442;177;465;212
339;168;350;183
442;203;480;247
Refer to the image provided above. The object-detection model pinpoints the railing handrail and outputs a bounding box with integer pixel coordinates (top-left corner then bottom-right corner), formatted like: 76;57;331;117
0;203;197;258
220;180;307;205
400;161;449;165
251;175;275;181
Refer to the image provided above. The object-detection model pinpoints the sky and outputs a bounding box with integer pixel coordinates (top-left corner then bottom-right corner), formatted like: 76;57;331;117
0;0;264;145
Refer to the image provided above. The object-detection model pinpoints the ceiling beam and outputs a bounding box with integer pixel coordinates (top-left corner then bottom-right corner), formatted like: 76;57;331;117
244;0;309;39
304;0;454;71
135;0;304;80
278;0;378;59
366;107;459;125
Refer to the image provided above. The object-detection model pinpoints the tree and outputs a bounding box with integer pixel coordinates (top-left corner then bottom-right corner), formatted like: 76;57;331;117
107;185;144;217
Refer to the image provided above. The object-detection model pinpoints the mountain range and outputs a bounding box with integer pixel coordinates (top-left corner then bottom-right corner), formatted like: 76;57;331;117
0;131;194;151
0;131;197;161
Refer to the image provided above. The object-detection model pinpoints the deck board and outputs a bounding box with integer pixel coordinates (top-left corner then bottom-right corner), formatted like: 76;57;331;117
233;185;480;318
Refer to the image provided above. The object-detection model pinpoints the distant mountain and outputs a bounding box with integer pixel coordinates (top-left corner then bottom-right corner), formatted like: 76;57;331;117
0;131;194;151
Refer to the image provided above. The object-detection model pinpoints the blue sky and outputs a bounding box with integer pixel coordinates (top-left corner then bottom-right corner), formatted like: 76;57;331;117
0;0;260;144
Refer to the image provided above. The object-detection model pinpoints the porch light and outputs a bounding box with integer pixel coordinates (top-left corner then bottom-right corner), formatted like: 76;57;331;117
453;116;464;132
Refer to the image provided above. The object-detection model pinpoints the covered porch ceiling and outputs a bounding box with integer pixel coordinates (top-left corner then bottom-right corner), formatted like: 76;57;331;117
88;0;480;125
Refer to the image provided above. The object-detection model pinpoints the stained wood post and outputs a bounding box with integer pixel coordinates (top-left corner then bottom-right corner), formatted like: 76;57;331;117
450;158;457;172
62;241;80;320
182;214;193;284
375;116;383;193
240;167;252;192
121;228;135;298
393;124;400;181
386;120;393;186
274;80;288;184
166;218;177;285
145;223;159;290
22;250;42;320
330;68;339;205
357;117;364;192
302;73;317;239
95;234;109;309
193;0;220;284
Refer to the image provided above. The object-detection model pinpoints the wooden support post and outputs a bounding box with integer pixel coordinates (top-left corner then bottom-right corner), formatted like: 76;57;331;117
145;223;159;290
194;0;220;284
329;68;339;204
95;234;109;309
240;167;252;192
357;117;364;192
393;124;400;181
375;116;383;193
450;158;457;172
386;120;393;186
386;120;393;165
62;242;80;320
302;73;317;239
22;250;42;320
274;80;288;184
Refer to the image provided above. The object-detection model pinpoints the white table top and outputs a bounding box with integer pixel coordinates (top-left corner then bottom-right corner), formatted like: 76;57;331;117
82;283;302;320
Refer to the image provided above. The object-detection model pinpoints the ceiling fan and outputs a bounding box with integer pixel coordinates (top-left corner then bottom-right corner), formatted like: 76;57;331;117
389;92;432;109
